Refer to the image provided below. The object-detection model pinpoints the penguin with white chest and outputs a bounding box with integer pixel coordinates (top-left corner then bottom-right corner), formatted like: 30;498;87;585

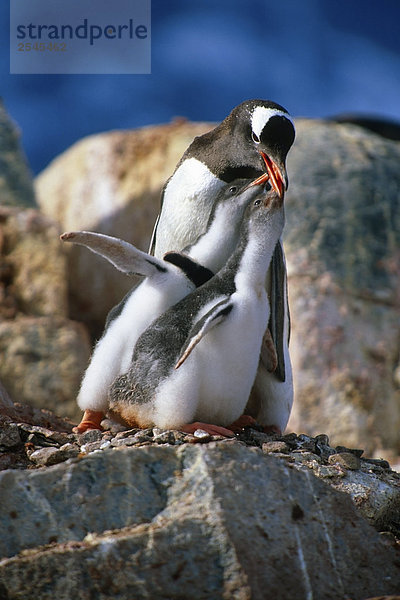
108;184;285;436
61;178;263;433
150;99;295;432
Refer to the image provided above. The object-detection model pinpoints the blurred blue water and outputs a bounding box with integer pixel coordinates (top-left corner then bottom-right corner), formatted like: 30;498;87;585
1;0;400;173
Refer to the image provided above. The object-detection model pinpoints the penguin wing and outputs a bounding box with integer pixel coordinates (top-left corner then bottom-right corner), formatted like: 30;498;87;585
60;231;169;278
266;240;290;381
175;298;233;369
148;213;160;255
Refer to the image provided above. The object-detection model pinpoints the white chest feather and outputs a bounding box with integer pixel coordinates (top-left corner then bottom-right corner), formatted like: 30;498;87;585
153;289;270;429
154;158;224;257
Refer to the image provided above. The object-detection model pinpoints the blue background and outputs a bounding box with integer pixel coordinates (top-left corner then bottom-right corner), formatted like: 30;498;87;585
2;0;400;174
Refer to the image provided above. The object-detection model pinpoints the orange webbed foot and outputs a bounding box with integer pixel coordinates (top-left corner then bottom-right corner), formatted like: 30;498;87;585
180;422;235;438
73;410;105;434
262;424;282;435
227;414;258;433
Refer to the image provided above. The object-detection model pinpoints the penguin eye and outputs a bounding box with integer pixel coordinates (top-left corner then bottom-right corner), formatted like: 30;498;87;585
252;131;260;144
229;186;237;193
254;199;261;206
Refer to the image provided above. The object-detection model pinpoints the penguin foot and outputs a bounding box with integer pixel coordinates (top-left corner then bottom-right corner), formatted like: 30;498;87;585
73;410;105;434
227;414;258;433
180;422;235;437
262;424;282;435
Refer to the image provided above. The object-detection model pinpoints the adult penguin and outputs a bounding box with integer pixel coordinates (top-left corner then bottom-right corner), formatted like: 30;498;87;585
150;99;295;433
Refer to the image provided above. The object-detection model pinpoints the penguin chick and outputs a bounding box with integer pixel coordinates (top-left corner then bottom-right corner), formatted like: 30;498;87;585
61;178;261;433
108;185;285;437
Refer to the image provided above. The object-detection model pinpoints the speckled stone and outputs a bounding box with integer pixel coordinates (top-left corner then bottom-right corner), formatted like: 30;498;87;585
262;441;290;454
0;423;21;448
328;452;361;470
80;441;104;454
1;443;399;599
29;447;65;467
77;429;103;444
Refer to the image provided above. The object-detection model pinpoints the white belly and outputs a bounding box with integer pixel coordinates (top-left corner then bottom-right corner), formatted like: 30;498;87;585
154;158;224;257
153;291;270;428
77;270;194;412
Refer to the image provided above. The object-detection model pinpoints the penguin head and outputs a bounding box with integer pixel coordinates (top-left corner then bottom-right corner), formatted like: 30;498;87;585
244;184;285;236
221;99;295;198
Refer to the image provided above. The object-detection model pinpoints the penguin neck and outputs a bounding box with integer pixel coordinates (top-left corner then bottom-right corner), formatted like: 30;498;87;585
230;221;280;292
187;202;242;273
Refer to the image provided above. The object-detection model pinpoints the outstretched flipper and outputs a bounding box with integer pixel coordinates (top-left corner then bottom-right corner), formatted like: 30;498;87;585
60;231;170;278
175;298;233;369
268;240;289;382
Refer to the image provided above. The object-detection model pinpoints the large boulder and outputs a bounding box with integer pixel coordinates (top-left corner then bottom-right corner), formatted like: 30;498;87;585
0;204;91;421
0;205;67;318
0;317;90;421
0;440;399;600
285;120;400;455
0;99;36;207
35;119;212;334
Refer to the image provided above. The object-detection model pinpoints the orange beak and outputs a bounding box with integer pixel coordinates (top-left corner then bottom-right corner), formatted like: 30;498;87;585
249;152;285;198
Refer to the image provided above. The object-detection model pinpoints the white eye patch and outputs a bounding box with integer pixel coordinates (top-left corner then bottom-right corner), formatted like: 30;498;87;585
251;106;295;139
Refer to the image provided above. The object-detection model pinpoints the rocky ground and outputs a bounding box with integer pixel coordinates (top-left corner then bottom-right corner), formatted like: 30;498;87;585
1;401;399;599
1;400;399;542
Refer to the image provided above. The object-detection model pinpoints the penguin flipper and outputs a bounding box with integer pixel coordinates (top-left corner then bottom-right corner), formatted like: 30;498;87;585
60;231;168;278
148;213;160;255
175;299;233;369
267;240;289;382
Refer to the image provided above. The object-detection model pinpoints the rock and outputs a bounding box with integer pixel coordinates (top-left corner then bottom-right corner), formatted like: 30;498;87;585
0;99;35;208
35;119;213;335
28;446;65;467
0;379;14;409
17;423;72;446
0;443;399;600
0;401;76;433
262;440;290;454
331;465;400;534
0;205;68;318
285;119;400;456
76;428;103;444
0;316;91;421
0;420;21;448
328;451;361;470
0;202;93;421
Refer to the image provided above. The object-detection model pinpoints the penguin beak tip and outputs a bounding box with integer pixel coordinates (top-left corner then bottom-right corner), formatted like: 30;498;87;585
259;152;286;199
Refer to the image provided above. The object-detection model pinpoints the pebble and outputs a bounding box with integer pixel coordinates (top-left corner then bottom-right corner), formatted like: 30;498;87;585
361;457;391;469
17;423;71;446
262;441;290;454
312;464;346;479
59;443;80;459
335;445;364;458
0;423;21;448
153;430;177;444
263;451;294;462
328;452;361;470
193;429;212;439
292;451;322;464
80;441;104;454
77;429;103;444
314;434;330;446
111;436;143;448
29;447;65;467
